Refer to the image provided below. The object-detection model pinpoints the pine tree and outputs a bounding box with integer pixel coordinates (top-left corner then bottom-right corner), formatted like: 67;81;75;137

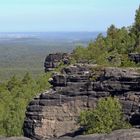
134;5;140;35
131;5;140;48
22;72;32;85
7;75;21;91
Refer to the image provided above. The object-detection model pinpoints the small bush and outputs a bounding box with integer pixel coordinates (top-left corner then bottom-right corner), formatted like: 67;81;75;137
78;97;130;134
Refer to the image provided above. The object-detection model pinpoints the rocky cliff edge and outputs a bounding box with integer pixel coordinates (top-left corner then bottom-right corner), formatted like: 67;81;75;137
23;63;140;140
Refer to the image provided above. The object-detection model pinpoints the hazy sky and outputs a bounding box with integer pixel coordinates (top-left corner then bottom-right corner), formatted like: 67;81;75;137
0;0;139;32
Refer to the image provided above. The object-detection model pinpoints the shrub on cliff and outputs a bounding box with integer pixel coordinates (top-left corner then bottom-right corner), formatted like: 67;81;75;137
78;97;130;134
72;6;140;67
0;72;51;136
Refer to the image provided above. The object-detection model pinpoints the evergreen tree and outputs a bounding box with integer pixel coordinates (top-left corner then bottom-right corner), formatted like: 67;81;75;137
134;5;140;35
22;72;32;85
7;75;21;91
107;24;118;39
132;5;140;48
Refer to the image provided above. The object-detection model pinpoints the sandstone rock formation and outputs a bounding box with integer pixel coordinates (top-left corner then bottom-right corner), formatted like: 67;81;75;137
44;53;70;72
23;64;140;140
50;128;140;140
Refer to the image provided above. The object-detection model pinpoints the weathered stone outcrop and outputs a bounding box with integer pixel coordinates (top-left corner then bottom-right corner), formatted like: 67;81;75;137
23;64;140;140
129;53;140;63
44;53;70;72
50;128;140;140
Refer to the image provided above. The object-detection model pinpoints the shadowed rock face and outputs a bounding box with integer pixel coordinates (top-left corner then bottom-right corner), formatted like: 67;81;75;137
44;53;70;72
23;64;140;140
129;53;140;63
50;128;140;140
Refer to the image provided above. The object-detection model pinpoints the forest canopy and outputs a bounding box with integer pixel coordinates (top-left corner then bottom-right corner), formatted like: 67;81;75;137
72;6;140;67
0;72;51;136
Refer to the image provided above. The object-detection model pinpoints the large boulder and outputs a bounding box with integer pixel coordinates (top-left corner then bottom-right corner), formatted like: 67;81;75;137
23;64;140;140
44;53;70;72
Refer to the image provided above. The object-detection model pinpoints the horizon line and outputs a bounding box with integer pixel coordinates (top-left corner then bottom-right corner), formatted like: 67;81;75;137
0;31;106;33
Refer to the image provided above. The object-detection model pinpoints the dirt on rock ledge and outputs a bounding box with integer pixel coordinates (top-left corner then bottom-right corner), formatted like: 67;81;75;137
50;128;140;140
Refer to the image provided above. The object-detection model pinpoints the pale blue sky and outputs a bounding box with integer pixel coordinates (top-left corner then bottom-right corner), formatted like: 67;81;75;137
0;0;139;32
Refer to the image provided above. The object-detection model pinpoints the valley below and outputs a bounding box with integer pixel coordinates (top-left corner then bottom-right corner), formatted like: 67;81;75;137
0;32;98;81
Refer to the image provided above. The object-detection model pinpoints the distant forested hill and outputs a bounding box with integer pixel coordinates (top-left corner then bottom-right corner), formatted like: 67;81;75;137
0;32;101;80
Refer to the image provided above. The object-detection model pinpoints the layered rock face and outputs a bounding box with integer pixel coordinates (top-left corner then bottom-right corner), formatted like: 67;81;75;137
44;53;70;72
23;64;140;140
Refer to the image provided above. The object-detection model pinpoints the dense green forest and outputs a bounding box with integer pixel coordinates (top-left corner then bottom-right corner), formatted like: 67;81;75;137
0;32;95;81
0;5;140;137
73;6;140;67
0;72;51;136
